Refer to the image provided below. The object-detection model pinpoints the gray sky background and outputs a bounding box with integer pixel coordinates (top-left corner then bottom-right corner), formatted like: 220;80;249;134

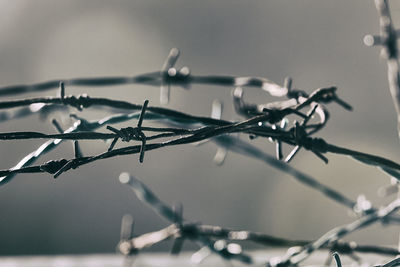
0;0;399;255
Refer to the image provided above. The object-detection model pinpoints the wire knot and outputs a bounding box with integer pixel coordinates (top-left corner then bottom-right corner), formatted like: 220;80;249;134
316;87;338;103
40;159;69;174
292;122;328;155
286;89;308;100
111;126;145;142
296;135;328;154
107;100;149;163
263;108;294;124
76;94;92;109
311;87;352;111
330;240;355;255
285;105;329;164
180;222;198;239
63;94;92;111
39;158;81;178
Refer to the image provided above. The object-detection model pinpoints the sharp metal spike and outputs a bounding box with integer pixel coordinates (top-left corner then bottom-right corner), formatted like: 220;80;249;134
51;119;64;133
73;141;83;158
160;48;180;105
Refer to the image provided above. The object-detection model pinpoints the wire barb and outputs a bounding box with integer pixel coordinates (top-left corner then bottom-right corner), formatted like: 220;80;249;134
107;100;149;163
332;252;342;267
59;81;65;103
118;214;135;256
170;203;184;255
285;105;328;163
73;140;83;158
51;119;64;134
161;48;180;105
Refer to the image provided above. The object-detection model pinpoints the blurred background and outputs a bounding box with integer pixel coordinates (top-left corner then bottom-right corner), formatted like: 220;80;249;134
0;0;399;255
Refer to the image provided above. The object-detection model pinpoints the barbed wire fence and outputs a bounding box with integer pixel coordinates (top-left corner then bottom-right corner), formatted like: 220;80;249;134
1;0;400;266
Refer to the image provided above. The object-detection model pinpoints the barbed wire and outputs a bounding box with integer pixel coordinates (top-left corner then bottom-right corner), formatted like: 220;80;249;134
3;105;400;226
364;0;400;138
273;198;400;266
0;46;286;100
116;172;400;266
1;71;399;265
365;1;400;265
1;3;400;263
0;96;400;181
376;257;400;267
